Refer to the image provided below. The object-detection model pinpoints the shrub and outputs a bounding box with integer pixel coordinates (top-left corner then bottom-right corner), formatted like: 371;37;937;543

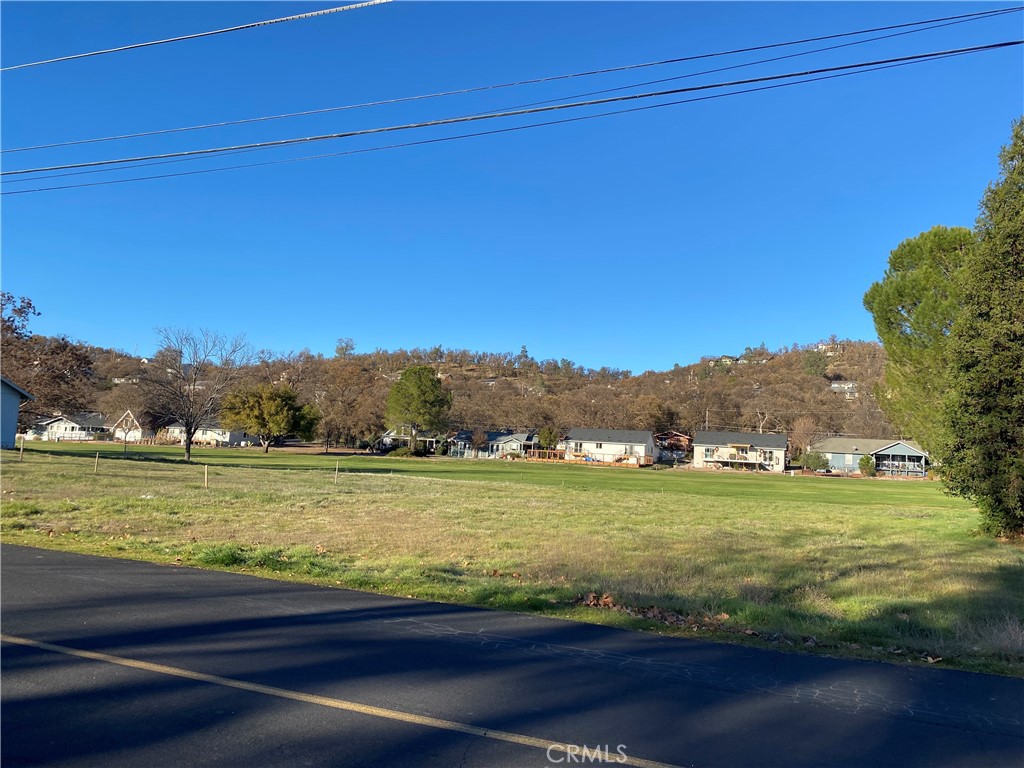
859;454;877;477
801;451;830;471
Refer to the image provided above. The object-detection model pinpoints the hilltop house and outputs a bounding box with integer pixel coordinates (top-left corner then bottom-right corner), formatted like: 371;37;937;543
692;430;788;472
809;437;929;477
557;429;659;466
1;376;33;449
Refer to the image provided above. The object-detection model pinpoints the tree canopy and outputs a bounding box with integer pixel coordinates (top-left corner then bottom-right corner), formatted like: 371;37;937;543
939;117;1024;536
221;384;319;453
384;366;452;451
863;225;973;453
143;328;250;462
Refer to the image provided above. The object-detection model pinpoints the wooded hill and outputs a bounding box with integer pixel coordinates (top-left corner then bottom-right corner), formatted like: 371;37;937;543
35;336;894;452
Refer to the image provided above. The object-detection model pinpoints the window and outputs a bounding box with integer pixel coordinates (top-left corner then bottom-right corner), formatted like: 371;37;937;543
573;442;583;452
704;446;715;459
595;442;603;449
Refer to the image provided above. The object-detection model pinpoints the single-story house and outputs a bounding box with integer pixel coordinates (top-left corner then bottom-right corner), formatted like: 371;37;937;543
165;422;253;447
449;430;539;458
558;429;659;465
108;410;155;443
692;430;788;472
36;412;110;442
379;427;442;453
809;437;929;477
1;376;34;449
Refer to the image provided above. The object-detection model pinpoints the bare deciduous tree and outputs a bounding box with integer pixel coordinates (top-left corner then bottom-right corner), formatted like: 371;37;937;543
143;328;251;462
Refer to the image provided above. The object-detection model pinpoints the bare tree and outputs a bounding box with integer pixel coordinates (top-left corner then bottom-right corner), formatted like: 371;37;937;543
143;328;251;462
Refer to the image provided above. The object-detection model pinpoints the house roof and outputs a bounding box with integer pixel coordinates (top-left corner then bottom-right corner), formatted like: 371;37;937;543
1;376;34;401
694;430;788;450
810;437;928;457
565;428;654;445
44;412;109;429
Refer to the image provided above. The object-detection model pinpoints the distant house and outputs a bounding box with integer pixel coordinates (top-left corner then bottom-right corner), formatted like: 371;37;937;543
809;437;929;477
37;412;110;442
829;381;858;400
379;426;442;453
449;430;539;458
1;376;33;449
109;410;154;443
557;429;659;466
165;422;253;447
692;430;788;472
655;430;692;453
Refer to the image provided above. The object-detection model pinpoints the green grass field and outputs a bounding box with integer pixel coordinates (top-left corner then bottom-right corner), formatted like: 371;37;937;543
3;443;1022;675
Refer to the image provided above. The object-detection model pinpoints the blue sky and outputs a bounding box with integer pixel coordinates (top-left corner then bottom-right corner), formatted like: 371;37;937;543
2;1;1022;373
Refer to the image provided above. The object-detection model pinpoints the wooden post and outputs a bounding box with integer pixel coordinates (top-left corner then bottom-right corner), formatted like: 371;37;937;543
19;435;25;461
334;461;339;485
94;452;99;474
204;465;209;489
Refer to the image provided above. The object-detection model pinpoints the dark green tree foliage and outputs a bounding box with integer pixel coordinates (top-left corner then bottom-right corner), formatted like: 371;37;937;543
384;366;452;452
221;384;319;453
863;225;973;453
940;118;1024;536
538;426;561;450
801;452;830;471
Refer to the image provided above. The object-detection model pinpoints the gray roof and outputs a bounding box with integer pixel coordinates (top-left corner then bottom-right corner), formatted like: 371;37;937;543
565;428;654;445
810;437;928;457
694;430;788;450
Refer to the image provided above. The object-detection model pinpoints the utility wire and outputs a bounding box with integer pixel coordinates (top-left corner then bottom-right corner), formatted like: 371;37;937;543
5;12;991;184
3;6;1016;153
0;0;392;72
4;41;1018;178
0;51;974;195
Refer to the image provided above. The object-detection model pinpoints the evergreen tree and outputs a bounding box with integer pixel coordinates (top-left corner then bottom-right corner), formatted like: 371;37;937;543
863;226;973;453
940;118;1024;536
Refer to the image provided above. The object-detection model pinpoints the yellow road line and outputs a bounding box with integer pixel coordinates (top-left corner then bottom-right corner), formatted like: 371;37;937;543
2;633;681;768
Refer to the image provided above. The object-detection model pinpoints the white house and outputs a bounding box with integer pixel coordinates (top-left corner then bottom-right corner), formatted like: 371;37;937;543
37;413;110;442
809;437;929;477
165;422;253;447
109;410;155;443
692;430;788;472
557;429;659;466
1;376;33;449
449;430;539;458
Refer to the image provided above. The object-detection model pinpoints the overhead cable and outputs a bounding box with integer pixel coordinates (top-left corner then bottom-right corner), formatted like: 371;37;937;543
0;51;976;195
4;41;1019;178
0;0;392;72
2;6;1016;152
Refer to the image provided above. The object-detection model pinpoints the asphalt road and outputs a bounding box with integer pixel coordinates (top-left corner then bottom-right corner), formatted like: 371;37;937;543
2;544;1022;768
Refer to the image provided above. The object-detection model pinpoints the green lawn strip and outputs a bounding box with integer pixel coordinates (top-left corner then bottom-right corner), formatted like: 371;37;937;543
3;447;1021;675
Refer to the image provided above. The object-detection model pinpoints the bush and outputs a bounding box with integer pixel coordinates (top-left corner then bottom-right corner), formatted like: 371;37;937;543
800;452;830;471
859;455;877;477
389;446;424;458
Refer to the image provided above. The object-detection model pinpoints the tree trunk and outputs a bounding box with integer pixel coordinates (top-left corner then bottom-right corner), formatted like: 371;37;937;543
262;438;271;453
184;434;193;463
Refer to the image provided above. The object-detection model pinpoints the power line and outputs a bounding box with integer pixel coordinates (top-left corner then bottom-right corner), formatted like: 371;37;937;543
0;51;974;195
0;0;392;72
3;6;1016;153
5;40;1018;178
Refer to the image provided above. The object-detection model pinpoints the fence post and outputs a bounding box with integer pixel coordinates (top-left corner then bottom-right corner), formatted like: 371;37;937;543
19;435;25;461
204;465;209;489
334;461;339;485
94;452;99;474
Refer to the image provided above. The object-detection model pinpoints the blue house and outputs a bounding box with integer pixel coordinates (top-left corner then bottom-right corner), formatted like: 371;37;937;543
1;376;34;449
809;437;929;477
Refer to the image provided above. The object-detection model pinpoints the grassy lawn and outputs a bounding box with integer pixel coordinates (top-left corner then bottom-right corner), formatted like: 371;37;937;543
3;443;1022;676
